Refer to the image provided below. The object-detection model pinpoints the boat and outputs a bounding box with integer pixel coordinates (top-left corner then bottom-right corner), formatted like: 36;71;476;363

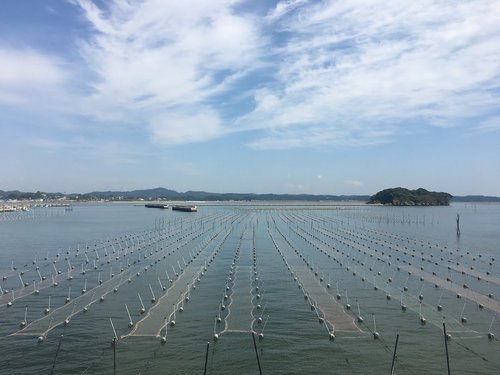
172;205;197;212
144;203;169;209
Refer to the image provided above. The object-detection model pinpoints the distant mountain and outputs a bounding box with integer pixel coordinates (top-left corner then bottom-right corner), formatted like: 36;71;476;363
451;195;500;202
84;188;370;202
368;187;452;206
86;187;181;199
2;187;499;203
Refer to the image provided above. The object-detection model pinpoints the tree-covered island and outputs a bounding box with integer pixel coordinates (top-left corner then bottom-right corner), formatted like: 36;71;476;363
368;187;452;206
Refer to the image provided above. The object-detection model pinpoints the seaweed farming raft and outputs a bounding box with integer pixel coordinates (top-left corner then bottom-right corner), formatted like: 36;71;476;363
1;203;499;374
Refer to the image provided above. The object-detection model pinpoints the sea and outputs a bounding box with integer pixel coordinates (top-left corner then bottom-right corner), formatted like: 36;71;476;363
0;202;498;374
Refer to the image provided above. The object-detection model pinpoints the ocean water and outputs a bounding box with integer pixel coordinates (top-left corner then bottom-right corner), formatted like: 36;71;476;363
0;203;498;374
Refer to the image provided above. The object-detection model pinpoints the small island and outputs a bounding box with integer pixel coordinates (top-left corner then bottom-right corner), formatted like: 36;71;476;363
368;187;452;206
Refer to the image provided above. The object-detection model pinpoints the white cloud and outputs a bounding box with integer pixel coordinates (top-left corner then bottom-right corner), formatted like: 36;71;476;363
475;116;500;132
73;0;264;143
266;0;309;21
3;0;499;152
241;0;500;149
344;179;363;188
149;109;224;145
0;48;68;105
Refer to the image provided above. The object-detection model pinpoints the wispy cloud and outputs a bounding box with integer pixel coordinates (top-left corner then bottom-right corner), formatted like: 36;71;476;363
72;0;265;143
475;116;500;133
2;0;499;153
344;179;363;188
0;47;68;106
241;0;500;149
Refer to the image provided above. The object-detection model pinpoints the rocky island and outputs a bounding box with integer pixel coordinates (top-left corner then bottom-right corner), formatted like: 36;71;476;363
368;187;452;206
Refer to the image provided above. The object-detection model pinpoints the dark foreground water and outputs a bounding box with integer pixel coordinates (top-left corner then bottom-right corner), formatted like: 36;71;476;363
0;203;498;374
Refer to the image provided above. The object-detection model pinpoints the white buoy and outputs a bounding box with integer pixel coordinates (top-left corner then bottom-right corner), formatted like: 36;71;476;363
20;306;28;328
460;302;467;324
125;304;134;327
356;302;363;323
372;314;379;339
44;296;51;314
170;304;176;326
149;284;156;303
65;287;71;304
81;279;87;294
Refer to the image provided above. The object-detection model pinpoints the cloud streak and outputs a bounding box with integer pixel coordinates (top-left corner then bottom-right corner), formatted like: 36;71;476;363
2;0;499;151
0;47;68;106
73;0;264;144
242;0;500;149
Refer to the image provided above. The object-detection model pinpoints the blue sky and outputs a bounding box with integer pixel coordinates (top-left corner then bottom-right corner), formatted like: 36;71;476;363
1;0;499;196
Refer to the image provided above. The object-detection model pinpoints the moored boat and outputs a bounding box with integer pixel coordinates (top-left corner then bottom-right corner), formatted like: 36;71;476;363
172;205;197;212
145;203;169;209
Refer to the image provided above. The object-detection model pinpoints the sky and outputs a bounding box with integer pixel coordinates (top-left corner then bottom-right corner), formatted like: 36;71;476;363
1;0;499;196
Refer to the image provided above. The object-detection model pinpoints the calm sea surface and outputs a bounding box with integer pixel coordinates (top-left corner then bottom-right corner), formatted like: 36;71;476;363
0;203;498;374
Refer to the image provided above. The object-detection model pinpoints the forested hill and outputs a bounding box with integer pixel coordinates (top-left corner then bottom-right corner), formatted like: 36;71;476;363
368;188;452;206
